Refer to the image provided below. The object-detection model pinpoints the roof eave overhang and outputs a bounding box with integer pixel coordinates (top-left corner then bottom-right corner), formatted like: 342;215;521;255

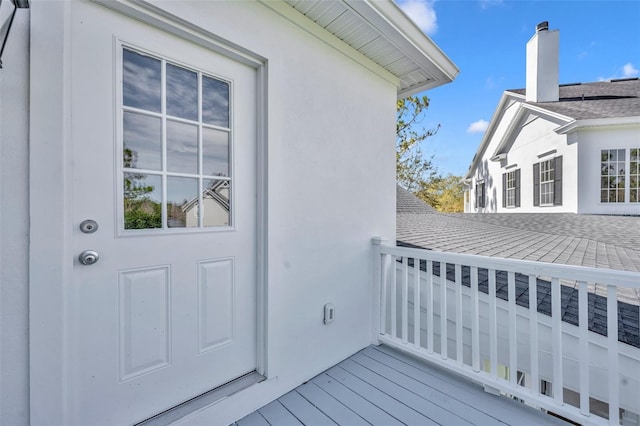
464;92;517;179
555;116;640;134
268;0;459;99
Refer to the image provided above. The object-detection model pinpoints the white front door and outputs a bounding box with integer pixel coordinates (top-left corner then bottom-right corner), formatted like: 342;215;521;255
67;3;257;424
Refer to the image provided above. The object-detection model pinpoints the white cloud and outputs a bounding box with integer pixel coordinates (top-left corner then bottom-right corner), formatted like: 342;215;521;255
397;0;438;35
623;62;639;78
467;120;489;134
479;0;503;10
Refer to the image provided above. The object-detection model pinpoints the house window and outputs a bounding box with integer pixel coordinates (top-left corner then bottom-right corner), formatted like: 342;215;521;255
539;160;554;206
533;156;562;207
631;148;639;203
475;182;485;208
600;149;625;203
502;169;520;208
121;47;232;231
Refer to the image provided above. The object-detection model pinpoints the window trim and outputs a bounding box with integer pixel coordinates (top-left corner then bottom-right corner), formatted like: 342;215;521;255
475;181;486;209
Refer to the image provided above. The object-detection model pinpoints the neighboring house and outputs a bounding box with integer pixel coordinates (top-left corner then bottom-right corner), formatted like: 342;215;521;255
183;180;231;227
464;22;640;214
0;1;458;425
396;186;640;421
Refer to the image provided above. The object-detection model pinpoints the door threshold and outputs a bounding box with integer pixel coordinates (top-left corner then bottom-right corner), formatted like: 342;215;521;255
136;371;265;426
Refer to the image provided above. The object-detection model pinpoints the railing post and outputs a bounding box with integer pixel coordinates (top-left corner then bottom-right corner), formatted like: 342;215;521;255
371;237;383;345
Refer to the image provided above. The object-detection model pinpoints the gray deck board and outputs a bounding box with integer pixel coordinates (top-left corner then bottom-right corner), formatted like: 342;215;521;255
235;345;570;426
295;382;369;426
278;390;337;426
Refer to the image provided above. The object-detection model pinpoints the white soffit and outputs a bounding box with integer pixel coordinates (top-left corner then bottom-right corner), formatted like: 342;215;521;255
280;0;459;97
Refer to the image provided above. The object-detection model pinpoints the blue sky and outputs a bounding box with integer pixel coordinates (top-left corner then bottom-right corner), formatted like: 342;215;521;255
395;0;640;177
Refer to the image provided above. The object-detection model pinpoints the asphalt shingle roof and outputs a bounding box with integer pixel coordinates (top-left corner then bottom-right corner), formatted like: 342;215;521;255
507;78;640;120
395;186;640;348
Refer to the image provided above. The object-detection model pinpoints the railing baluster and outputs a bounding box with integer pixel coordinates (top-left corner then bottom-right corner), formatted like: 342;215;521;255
551;277;563;406
471;266;480;372
529;275;539;395
391;255;397;339
455;264;463;367
427;260;434;354
489;269;497;377
508;271;517;387
440;261;447;359
578;280;589;417
414;258;421;349
402;257;409;344
380;253;388;335
607;285;619;424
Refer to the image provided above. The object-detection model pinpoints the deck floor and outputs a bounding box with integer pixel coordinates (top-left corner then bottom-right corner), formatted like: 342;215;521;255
234;345;568;426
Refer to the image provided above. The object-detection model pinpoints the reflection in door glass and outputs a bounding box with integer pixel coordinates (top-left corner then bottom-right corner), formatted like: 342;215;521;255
202;179;230;227
167;63;198;121
123;173;162;229
121;47;233;231
167;177;199;228
123;49;161;113
167;120;199;174
203;127;229;176
123;112;162;171
202;76;229;128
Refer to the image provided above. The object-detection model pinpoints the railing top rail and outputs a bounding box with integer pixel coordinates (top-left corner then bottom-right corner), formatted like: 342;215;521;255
376;241;640;289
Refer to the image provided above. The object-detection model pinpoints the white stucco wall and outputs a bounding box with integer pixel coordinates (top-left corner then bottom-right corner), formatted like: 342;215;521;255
3;1;398;424
577;125;640;215
0;6;30;425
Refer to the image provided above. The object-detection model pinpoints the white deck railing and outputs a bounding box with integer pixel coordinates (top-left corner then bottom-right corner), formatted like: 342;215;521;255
372;238;640;426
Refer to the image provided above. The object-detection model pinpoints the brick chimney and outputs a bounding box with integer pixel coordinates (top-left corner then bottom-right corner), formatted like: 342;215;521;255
526;21;559;103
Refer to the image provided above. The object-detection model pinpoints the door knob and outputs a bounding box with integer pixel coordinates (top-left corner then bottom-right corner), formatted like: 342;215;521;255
79;250;100;265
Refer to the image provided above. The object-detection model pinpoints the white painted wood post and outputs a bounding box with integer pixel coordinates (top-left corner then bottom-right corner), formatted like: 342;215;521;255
440;261;447;360
489;269;497;377
551;277;563;406
372;237;383;343
508;272;517;387
471;266;480;372
427;260;434;354
528;275;539;395
455;264;463;367
402;257;409;344
391;255;397;339
413;259;421;349
578;280;590;417
607;285;619;425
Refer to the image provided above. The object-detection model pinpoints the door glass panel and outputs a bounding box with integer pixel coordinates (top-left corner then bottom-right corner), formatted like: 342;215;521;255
167;177;199;228
123;112;162;171
166;63;198;121
123;173;162;229
202;76;229;128
203;179;230;227
123;49;161;113
121;46;233;232
203;127;229;177
167;120;198;174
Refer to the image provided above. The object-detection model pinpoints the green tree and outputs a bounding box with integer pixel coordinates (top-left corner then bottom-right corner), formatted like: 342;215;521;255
396;95;440;206
123;148;162;229
417;174;465;212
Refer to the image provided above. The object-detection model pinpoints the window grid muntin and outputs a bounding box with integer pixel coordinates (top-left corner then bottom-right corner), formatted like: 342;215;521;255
600;149;625;203
506;171;516;207
631;148;639;203
121;47;232;231
539;159;554;206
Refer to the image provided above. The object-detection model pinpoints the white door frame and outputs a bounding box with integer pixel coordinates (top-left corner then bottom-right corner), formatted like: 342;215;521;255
28;1;268;424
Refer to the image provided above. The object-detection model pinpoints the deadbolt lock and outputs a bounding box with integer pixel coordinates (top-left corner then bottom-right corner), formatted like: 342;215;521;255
79;219;99;234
